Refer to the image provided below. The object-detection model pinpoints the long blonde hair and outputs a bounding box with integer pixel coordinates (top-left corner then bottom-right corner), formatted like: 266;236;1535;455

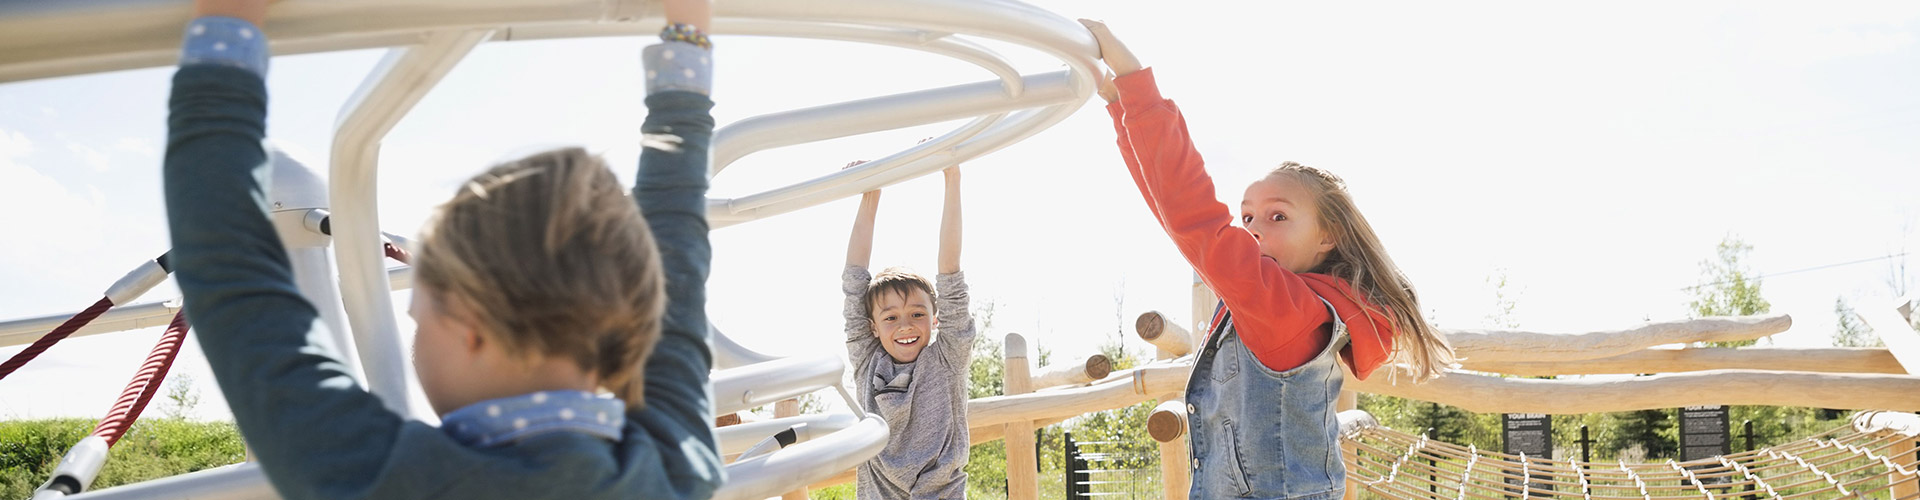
413;147;666;409
1271;161;1456;382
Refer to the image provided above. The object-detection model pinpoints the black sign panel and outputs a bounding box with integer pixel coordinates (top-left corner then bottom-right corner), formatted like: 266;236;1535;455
1679;405;1731;461
1503;413;1552;456
1503;414;1553;498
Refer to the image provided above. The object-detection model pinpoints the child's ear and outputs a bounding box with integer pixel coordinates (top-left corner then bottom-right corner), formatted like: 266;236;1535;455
1316;229;1338;254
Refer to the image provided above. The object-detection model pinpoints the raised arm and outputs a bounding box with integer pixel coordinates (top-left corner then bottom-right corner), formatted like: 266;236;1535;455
627;0;725;496
166;1;423;498
845;161;881;269
1085;20;1331;360
842;170;882;367
937;166;962;274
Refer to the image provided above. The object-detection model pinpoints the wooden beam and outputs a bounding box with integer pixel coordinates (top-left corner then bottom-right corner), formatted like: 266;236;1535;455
1002;333;1038;500
1348;369;1920;414
1463;346;1905;376
968;361;1190;429
1445;314;1792;363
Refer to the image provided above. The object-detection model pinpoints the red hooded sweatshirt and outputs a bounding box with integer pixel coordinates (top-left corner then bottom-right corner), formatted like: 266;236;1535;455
1108;68;1394;380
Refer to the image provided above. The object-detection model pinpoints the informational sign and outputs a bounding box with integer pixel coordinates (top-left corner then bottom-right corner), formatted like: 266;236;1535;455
1679;406;1731;461
1679;405;1734;489
1503;413;1553;456
1503;413;1553;498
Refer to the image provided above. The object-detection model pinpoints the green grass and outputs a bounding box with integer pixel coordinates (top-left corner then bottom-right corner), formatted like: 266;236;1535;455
0;418;245;499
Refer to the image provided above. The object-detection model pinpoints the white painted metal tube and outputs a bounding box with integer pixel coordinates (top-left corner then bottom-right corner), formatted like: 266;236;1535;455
500;19;1026;103
329;29;491;421
101;259;168;307
711;100;1081;228
710;352;845;416
33;436;110;498
0;266;416;348
712;415;889;500
60;462;276;500
718;413;861;456
709;324;781;370
0;301;180;348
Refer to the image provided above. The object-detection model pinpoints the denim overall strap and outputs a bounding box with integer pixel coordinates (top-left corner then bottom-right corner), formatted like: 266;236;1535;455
1186;296;1351;500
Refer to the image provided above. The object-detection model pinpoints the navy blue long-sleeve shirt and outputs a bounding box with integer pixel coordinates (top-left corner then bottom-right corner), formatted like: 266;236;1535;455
163;17;722;500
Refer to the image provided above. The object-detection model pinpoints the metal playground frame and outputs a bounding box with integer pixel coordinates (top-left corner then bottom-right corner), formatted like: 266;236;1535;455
0;1;1102;498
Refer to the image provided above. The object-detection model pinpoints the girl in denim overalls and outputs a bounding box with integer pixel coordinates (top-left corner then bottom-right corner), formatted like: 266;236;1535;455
1081;20;1460;500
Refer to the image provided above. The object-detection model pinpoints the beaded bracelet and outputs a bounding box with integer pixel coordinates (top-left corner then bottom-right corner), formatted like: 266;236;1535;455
660;23;712;50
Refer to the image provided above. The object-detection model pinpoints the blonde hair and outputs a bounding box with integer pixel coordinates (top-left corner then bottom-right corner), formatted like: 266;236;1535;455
413;147;666;409
1269;161;1456;382
863;266;937;320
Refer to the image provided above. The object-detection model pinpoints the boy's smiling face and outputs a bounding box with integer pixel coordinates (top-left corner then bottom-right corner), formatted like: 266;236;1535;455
870;287;937;363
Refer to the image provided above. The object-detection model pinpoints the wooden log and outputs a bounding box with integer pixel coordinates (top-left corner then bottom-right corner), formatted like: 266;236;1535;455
1030;353;1113;389
968;361;1191;429
1464;346;1906;376
1347;368;1920;413
1163;273;1199;500
1148;399;1187;442
1135;311;1194;357
1002;333;1038;500
776;399;806;500
968;416;1069;446
1445;314;1792;363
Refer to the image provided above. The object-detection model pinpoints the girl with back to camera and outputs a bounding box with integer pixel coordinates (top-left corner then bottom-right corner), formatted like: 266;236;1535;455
1080;19;1457;500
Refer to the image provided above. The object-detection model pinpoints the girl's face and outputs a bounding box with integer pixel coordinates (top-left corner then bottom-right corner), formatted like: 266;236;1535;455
1240;175;1337;273
869;288;936;363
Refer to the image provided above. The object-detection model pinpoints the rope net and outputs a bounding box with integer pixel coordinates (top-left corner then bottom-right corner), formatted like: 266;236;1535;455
1342;416;1919;500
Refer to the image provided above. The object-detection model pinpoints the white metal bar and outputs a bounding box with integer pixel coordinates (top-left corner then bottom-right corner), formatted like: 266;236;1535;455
330;29;490;420
717;413;860;456
61;462;277;500
709;323;780;370
712;415;889;500
710;352;845;416
0;266;415;349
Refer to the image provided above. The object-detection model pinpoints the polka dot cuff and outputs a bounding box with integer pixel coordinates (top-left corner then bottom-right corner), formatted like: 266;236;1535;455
439;390;626;448
643;41;713;96
179;16;269;77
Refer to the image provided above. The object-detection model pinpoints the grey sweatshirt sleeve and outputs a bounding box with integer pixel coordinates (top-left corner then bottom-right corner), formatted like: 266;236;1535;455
932;271;974;368
843;265;879;367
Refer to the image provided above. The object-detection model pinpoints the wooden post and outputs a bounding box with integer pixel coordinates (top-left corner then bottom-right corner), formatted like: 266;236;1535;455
1004;333;1038;500
1155;272;1213;500
1893;433;1918;500
775;398;807;500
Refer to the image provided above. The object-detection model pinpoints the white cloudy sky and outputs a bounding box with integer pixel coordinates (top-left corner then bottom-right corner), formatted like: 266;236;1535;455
1;1;1917;421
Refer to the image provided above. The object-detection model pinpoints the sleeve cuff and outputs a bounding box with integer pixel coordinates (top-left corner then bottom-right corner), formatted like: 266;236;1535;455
935;271;966;296
179;16;269;78
643;41;714;96
1114;67;1164;112
843;265;873;295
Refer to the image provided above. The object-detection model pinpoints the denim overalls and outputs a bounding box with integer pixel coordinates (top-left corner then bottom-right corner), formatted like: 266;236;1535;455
1186;298;1351;500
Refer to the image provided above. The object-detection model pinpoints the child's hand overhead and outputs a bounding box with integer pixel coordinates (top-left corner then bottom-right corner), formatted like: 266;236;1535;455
1078;19;1142;76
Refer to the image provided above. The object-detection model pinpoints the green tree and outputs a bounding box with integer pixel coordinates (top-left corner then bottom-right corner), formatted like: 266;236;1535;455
163;373;200;420
1605;409;1677;461
1832;296;1881;348
1679;236;1825;455
1687;236;1772;347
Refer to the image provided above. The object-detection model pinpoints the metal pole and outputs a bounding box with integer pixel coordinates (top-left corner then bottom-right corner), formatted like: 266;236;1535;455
1578;425;1591;463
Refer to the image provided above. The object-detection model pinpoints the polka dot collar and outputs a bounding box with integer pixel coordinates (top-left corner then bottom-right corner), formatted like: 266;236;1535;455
440;390;626;448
